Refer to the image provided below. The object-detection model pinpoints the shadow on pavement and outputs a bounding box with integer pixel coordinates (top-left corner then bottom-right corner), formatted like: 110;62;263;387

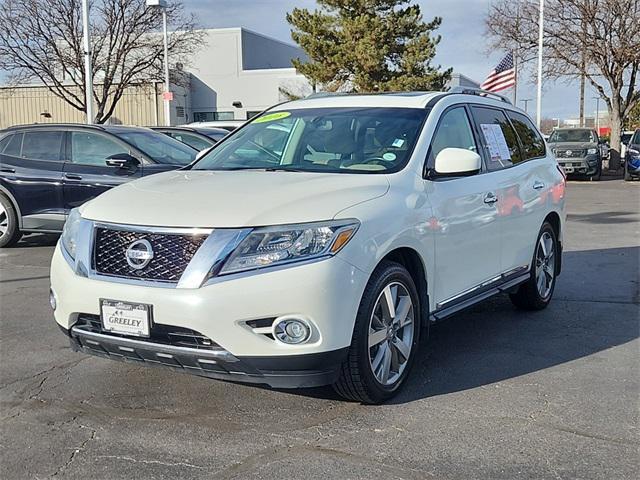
295;246;640;404
16;233;60;247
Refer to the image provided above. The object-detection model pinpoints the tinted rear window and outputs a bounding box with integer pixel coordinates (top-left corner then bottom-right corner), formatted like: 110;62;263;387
22;131;64;161
507;111;546;160
3;133;23;157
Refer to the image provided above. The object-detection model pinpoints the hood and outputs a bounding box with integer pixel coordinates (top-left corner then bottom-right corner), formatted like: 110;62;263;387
548;142;596;150
79;170;390;228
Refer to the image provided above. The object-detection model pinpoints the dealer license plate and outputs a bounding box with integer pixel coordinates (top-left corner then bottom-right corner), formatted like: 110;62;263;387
100;299;151;337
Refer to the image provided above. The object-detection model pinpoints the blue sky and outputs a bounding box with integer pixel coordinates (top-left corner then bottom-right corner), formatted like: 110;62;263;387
183;0;602;120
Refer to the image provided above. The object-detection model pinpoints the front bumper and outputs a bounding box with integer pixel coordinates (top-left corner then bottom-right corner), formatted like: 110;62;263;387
557;156;599;175
51;243;368;386
63;323;347;388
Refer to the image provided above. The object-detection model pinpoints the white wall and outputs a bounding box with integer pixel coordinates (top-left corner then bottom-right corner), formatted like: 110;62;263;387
185;28;310;122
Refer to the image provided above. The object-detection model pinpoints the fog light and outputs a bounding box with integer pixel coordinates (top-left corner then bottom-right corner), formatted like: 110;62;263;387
273;318;311;345
49;288;57;311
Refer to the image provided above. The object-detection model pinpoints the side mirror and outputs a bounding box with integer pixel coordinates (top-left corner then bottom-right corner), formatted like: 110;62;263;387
106;153;140;169
433;148;482;177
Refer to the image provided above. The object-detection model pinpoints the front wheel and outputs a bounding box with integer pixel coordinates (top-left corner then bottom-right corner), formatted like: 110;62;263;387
510;222;558;311
0;194;21;248
333;261;421;404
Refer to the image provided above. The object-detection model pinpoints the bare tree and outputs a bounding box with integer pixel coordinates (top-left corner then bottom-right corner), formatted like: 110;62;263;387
486;0;640;169
0;0;202;124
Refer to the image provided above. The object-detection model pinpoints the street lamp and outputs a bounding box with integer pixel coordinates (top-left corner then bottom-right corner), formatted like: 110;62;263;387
520;98;533;113
147;0;171;126
592;96;601;133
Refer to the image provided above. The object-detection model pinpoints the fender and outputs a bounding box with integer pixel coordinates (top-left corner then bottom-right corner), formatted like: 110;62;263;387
0;181;22;229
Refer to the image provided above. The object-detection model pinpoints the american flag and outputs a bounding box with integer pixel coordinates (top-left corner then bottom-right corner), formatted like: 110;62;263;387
480;53;516;93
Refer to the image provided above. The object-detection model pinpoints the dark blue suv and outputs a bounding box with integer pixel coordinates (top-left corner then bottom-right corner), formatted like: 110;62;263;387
0;124;197;247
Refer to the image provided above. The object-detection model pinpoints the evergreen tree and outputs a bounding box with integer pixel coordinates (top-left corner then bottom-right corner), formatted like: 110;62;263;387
287;0;451;92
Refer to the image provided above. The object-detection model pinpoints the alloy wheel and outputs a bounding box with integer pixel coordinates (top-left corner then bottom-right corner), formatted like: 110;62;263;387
368;282;415;386
0;203;8;238
535;231;555;299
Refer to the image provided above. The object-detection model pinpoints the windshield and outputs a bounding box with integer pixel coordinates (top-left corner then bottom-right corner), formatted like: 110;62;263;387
192;107;428;173
114;130;197;165
549;129;596;143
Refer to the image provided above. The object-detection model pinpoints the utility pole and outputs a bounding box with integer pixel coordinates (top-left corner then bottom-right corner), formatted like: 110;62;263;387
81;0;94;124
535;0;544;128
520;98;532;113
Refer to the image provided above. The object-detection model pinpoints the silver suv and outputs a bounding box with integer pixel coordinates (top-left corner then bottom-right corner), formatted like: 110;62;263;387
548;128;602;181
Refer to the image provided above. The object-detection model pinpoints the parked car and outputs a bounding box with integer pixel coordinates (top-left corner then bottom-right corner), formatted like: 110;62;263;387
620;131;634;159
547;127;602;181
151;126;228;151
0;124;197;247
623;128;640;181
185;120;244;132
50;90;565;404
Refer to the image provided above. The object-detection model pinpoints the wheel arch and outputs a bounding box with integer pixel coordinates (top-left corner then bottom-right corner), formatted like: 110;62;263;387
543;211;562;275
0;183;22;229
379;247;430;327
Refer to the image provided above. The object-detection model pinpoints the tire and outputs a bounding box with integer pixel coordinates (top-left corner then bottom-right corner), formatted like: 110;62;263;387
589;159;602;181
0;194;21;248
333;261;422;404
509;222;558;311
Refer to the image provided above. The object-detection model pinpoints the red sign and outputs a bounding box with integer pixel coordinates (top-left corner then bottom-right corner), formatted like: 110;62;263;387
162;91;173;101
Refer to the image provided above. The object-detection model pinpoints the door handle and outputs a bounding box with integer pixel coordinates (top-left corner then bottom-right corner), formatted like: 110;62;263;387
0;167;16;173
64;173;83;180
533;181;545;190
484;193;498;205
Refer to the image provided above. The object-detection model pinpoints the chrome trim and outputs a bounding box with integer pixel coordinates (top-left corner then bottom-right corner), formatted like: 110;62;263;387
177;228;252;289
93;221;213;236
436;264;529;309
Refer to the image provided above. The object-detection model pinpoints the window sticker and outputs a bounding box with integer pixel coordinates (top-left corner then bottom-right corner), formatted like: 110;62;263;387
391;138;405;148
253;111;291;124
383;152;396;161
480;123;511;162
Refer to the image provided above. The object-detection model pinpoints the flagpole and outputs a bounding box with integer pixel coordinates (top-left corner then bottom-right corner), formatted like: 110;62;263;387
536;0;544;128
513;50;518;105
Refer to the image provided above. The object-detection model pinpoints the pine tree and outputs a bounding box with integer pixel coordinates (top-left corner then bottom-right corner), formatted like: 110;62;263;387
287;0;452;93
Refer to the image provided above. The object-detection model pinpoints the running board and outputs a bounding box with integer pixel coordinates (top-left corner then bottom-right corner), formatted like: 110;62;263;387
429;273;530;322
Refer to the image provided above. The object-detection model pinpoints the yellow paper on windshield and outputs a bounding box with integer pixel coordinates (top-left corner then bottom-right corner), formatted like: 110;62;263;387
253;111;291;123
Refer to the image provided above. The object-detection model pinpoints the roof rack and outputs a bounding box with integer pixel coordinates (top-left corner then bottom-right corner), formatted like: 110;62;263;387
447;86;512;105
4;123;106;131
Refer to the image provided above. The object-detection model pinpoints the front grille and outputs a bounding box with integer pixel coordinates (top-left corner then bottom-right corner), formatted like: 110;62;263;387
74;314;220;350
555;149;585;158
93;227;207;283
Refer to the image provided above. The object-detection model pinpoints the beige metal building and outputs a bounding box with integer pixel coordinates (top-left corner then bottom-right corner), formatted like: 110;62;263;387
0;83;172;129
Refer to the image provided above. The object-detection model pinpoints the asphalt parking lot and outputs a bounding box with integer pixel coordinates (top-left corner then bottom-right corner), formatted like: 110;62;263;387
1;179;638;480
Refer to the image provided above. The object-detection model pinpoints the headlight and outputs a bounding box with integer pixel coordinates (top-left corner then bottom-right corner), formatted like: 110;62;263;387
61;208;82;259
587;148;597;155
219;220;359;275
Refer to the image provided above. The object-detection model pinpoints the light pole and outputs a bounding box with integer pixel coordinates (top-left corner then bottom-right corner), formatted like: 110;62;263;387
81;0;94;124
536;0;544;128
520;98;532;113
147;0;171;126
592;96;600;133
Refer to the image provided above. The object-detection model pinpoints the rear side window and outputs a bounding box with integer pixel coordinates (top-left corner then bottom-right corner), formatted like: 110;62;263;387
472;106;522;170
0;134;11;152
3;133;23;157
507;111;545;160
22;131;64;161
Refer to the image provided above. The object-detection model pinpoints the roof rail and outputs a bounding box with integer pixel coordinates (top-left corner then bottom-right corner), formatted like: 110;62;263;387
4;122;106;131
447;86;512;105
305;91;350;99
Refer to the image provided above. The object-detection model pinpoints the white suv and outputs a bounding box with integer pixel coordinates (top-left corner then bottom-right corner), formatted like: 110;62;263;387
50;90;566;404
